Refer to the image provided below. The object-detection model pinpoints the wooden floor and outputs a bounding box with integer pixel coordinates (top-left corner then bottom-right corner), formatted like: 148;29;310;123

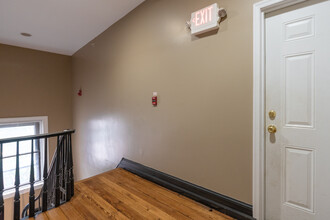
30;168;232;220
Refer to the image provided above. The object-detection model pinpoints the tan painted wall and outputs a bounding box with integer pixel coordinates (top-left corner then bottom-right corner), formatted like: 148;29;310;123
73;0;256;204
0;44;72;217
0;44;73;160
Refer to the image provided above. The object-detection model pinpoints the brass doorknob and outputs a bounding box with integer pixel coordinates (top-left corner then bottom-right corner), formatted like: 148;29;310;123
267;125;277;134
269;110;276;120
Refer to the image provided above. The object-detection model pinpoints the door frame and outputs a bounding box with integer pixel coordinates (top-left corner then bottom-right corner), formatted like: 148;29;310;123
252;0;309;219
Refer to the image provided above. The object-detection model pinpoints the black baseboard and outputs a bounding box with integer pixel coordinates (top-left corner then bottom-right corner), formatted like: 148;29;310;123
117;158;255;220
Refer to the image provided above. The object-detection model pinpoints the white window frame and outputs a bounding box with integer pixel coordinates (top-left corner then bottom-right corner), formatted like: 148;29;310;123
0;116;48;199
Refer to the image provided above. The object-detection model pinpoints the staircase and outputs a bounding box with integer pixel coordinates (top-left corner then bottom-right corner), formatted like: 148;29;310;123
0;129;75;219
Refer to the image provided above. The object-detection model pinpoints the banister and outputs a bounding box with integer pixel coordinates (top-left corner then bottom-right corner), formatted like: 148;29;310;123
0;129;75;144
0;129;75;219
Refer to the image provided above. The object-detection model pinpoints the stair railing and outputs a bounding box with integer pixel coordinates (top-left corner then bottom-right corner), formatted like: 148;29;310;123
0;129;75;220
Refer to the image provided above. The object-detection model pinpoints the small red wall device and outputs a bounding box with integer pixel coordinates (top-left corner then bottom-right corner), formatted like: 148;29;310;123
152;92;157;106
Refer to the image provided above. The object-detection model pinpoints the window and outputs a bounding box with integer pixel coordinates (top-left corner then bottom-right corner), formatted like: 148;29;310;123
0;117;48;190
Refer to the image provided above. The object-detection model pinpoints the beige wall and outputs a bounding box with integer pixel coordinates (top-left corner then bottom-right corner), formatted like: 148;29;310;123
0;44;73;158
73;0;256;204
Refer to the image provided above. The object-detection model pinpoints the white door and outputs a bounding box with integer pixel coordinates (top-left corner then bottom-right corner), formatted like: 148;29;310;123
265;1;330;219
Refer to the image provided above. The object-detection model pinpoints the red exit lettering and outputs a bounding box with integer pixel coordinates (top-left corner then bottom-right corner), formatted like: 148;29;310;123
192;6;213;26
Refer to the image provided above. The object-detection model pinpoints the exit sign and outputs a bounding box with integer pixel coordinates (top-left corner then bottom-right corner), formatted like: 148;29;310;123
190;3;220;35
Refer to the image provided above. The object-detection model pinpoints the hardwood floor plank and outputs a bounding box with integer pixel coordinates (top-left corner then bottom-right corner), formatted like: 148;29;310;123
72;187;117;219
98;175;176;220
84;176;173;220
34;212;50;220
75;182;129;219
106;169;232;220
101;173;194;219
80;179;146;219
30;168;233;220
103;172;199;219
45;207;68;220
59;201;85;220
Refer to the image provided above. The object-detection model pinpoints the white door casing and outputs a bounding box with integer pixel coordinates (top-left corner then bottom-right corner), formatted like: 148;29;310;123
253;0;330;219
253;0;307;219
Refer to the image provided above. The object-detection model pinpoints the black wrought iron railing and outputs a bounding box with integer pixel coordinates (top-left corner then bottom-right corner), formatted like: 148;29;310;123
0;129;75;220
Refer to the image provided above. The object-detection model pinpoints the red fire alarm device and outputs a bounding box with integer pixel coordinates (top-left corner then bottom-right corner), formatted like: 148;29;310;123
152;92;157;106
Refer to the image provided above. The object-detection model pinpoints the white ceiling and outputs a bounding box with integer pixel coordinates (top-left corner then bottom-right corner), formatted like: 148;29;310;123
0;0;144;55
